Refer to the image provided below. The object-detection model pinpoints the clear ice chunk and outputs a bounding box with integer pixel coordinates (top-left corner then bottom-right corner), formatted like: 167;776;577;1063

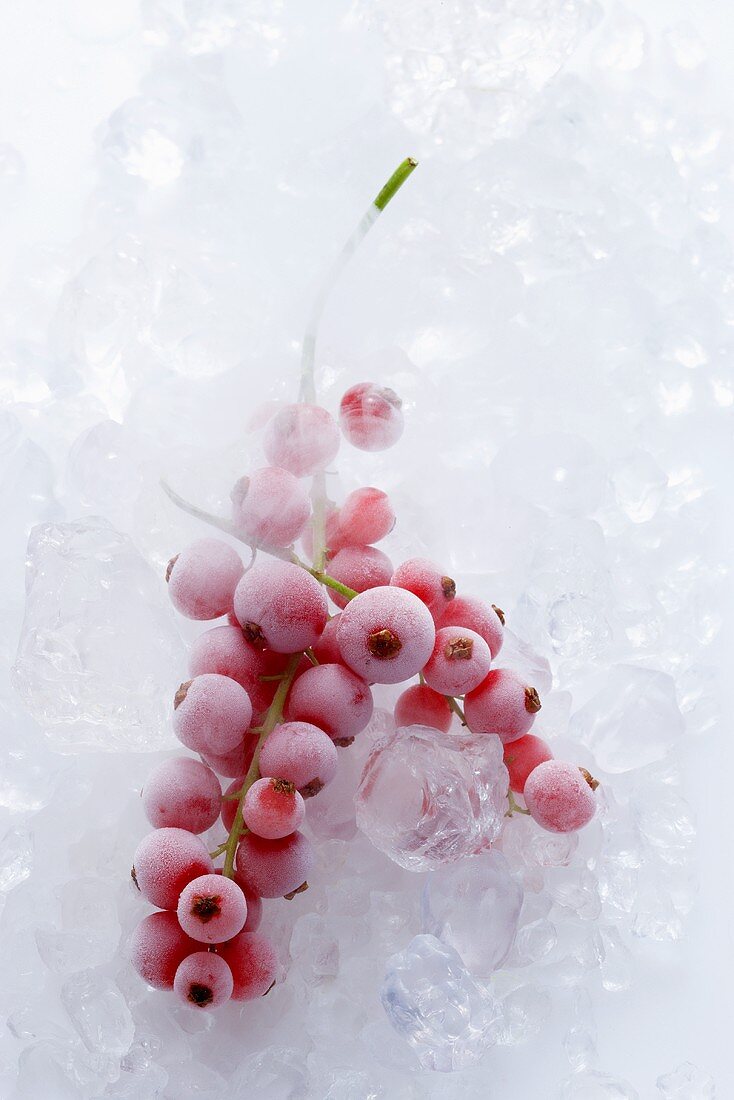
421;851;523;977
12;517;186;751
656;1062;716;1099
355;725;508;871
60;970;134;1060
381;934;501;1072
560;1070;639;1098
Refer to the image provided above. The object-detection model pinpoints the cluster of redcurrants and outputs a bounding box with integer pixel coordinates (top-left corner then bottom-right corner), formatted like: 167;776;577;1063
130;382;598;1011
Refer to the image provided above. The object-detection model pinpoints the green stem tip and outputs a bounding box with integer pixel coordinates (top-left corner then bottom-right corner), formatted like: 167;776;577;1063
374;157;418;211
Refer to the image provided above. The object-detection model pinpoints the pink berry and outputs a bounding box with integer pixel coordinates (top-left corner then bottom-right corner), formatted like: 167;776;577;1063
523;760;597;833
394;683;452;733
173;950;233;1009
504;735;554;794
243;777;305;839
231;466;310;548
173;674;252;756
233;560;328;653
177;873;248;944
132;828;213;910
166;539;243;621
142;757;221;833
263;403;340;477
339;383;404;451
422;626;492;697
464;669;541;744
259;721;338;798
301;503;346;563
235;830;314;899
326;545;394;610
336;586;435;685
188;625;289;715
338;487;395;546
438;596;505;659
391;558;456;621
202;733;257;779
130;911;199;990
218;931;278;1001
311;614;344;665
285;663;373;746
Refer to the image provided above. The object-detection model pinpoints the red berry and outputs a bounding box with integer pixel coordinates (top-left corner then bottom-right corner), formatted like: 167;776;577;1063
231;466;310;548
142;757;221;833
202;733;257;779
339;383;404;451
177;873;248;943
391;558;456;620
311;615;344;665
326;545;394;610
132;828;213;910
263;403;340;477
503;735;553;794
130;911;199;990
235;831;314;899
173;674;252;756
243;777;305;839
242;887;263;932
285;663;373;746
464;668;541;744
188;625;289;715
523;760;597;833
336;586;435;685
422;627;492;697
338;487;395;545
259;721;338;798
218;931;278;1001
173;950;233;1009
438;596;505;659
166;539;244;621
233;560;328;654
394;683;452;733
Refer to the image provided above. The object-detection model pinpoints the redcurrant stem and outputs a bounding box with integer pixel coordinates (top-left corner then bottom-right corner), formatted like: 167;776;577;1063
506;789;531;818
446;695;467;725
221;653;302;879
304;648;319;666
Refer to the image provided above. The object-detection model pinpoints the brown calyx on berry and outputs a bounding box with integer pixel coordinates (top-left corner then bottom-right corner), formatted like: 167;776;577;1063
492;604;505;625
271;777;296;796
441;575;456;600
131;865;139;890
284;881;309;900
188;983;213;1006
191;894;221;923
368;628;402;660
524;686;541;714
579;767;600;791
174;680;192;710
300;778;324;799
333;735;355;748
242;622;267;649
165;554;179;583
445;636;473;661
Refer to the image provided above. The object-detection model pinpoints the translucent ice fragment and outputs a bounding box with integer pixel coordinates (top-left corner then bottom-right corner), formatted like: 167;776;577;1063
657;1062;716;1099
61;971;134;1059
560;1070;639;1098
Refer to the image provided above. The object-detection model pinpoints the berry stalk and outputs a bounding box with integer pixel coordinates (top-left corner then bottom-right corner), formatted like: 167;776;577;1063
221;652;302;879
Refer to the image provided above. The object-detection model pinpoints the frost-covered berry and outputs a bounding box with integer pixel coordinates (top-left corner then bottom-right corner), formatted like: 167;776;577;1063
167;538;243;621
391;558;456;620
464;668;541;744
339;383;404;451
243;777;305;839
142;757;221;833
242;887;263;932
285;663;373;746
326;545;394;610
438;596;505;659
422;626;492;697
259;721;338;798
219;931;278;1001
173;674;252;755
202;733;257;779
394;683;452;733
188;625;289;715
132;828;213;910
235;830;314;899
338;487;395;545
173;951;233;1009
130;911;199;990
523;760;597;833
336;586;435;685
503;734;554;794
263;403;340;477
231;466;310;548
233;560;328;653
311;614;344;665
177;873;248;944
